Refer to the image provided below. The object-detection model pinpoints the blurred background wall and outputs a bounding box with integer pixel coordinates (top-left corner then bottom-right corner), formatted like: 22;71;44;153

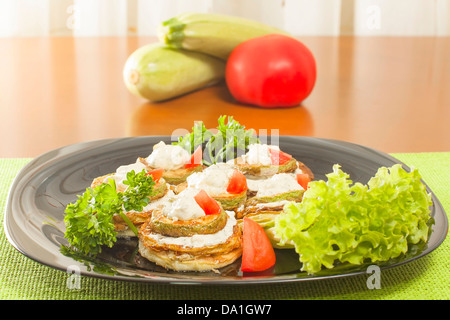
0;0;449;37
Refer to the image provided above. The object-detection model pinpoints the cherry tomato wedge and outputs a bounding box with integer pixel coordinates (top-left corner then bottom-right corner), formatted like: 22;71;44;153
296;173;311;190
185;146;203;168
241;217;276;272
194;189;221;215
146;168;164;183
226;170;248;194
269;148;292;165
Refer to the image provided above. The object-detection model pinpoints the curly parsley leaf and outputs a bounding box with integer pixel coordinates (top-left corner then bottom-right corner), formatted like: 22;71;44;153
174;115;258;165
122;169;155;212
64;169;154;257
205;115;259;165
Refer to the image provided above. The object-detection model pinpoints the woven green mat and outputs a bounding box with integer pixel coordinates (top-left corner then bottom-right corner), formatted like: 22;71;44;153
0;153;449;300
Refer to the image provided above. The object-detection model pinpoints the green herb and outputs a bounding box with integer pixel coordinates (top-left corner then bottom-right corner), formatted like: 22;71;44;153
174;121;212;154
274;164;433;274
64;169;155;256
174;115;258;165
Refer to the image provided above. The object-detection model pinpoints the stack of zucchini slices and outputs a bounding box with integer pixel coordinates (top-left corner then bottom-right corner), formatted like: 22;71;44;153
231;143;314;218
138;188;243;272
89;141;314;271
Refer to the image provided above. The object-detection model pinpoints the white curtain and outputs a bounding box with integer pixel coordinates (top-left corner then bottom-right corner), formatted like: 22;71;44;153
0;0;449;37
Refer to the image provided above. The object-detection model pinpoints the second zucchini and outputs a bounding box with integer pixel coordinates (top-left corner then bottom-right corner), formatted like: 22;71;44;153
158;12;291;60
123;43;226;102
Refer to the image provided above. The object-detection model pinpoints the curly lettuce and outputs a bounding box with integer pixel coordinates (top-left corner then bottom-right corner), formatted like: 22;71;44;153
274;164;433;274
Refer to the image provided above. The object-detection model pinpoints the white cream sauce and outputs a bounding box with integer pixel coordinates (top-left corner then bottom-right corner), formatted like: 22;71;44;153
104;159;147;191
246;160;305;194
126;189;176;213
254;173;304;198
242;143;279;165
147;211;237;248
186;163;234;196
162;188;205;221
146;141;190;170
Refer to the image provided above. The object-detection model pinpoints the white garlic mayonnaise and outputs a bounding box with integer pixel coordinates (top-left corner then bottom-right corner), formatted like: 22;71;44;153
186;163;234;196
162;188;205;221
126;189;176;213
242;143;279;165
105;159;147;191
255;173;303;198
146;141;190;170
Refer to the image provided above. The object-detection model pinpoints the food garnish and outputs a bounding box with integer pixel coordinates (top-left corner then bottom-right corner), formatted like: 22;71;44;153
194;189;222;216
269;148;292;165
274;164;433;274
174;115;259;165
64;169;155;256
296;173;311;190
226;170;248;194
241;217;276;272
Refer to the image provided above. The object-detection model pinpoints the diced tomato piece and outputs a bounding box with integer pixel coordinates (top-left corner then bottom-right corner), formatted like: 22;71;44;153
194;189;221;215
296;173;311;190
269;148;292;165
226;170;248;194
241;217;276;272
146;168;164;183
185;146;203;168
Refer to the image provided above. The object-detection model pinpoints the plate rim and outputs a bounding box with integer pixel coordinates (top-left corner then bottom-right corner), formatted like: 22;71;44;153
3;135;449;285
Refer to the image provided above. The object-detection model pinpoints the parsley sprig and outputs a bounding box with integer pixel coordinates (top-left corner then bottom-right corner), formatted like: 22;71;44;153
175;115;259;165
64;169;155;256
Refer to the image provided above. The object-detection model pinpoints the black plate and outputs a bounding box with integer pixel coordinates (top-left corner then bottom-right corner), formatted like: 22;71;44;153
4;136;448;285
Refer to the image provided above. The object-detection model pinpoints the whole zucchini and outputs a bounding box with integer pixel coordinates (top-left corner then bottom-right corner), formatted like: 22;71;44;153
158;12;291;60
123;43;225;102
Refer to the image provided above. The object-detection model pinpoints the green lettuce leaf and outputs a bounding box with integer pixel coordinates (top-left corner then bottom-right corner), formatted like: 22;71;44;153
274;164;433;274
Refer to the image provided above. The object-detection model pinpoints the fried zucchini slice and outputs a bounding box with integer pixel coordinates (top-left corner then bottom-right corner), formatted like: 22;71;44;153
297;160;314;181
140;155;204;185
232;157;298;177
214;190;247;211
148;207;228;237
238;190;304;218
247;189;304;205
175;182;247;211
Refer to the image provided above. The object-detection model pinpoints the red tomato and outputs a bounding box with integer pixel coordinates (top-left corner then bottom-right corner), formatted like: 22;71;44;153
185;146;203;168
226;170;248;194
269;148;292;165
194;189;221;215
241;217;276;272
296;173;311;190
225;34;316;108
146;168;164;183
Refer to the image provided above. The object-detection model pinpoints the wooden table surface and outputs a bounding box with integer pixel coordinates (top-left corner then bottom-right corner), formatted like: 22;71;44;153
0;36;449;158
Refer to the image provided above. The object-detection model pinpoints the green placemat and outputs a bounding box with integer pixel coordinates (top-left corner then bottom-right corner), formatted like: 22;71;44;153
0;154;449;300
